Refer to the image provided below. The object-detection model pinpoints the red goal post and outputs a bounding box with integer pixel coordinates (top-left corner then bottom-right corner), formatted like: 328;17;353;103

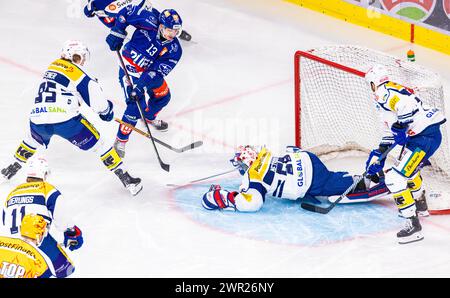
294;45;450;214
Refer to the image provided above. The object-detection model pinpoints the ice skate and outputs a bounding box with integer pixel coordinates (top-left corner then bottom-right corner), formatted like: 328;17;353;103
148;119;168;132
397;216;424;244
415;191;430;217
114;169;143;196
1;161;23;182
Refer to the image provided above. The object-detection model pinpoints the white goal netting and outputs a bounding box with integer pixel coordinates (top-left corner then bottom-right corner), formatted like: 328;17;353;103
295;45;450;213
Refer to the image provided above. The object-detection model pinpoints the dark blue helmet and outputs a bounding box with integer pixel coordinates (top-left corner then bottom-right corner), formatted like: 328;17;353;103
159;9;183;31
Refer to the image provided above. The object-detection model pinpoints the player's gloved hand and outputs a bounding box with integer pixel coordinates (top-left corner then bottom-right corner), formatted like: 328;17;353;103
106;27;127;51
64;226;84;251
209;184;222;191
129;86;145;102
99;100;114;121
391;122;408;145
84;0;97;17
365;149;386;176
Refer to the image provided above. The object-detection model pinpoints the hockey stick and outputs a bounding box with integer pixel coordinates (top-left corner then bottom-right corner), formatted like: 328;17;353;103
166;169;237;187
301;143;398;214
114;118;203;153
116;50;170;172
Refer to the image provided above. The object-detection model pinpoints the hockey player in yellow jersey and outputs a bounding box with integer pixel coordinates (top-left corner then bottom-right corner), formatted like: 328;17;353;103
1;157;83;277
0;40;142;196
0;214;75;278
364;64;447;244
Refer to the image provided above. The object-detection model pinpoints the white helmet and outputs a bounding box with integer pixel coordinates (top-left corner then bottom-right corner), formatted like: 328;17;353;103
27;157;50;180
61;40;90;66
365;64;390;87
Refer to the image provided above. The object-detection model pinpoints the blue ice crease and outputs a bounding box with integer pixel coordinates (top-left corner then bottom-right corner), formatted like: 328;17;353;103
173;178;403;246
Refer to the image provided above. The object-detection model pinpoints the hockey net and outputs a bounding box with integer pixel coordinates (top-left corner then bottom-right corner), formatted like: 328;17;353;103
295;45;450;214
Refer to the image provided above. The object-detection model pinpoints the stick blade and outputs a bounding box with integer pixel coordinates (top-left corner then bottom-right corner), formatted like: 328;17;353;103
180;141;203;152
161;162;170;172
300;202;332;214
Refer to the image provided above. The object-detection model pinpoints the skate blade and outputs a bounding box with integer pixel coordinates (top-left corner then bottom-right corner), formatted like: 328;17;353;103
128;184;143;196
398;233;424;244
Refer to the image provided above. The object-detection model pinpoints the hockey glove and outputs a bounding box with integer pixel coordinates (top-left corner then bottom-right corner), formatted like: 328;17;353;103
365;149;386;176
99;100;114;122
64;226;84;251
129;86;145;102
391;122;408;145
84;0;97;18
106;27;127;51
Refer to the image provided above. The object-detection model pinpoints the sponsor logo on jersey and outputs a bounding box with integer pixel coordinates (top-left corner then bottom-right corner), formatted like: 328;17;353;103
108;4;117;11
159;47;168;57
119;15;126;23
170;43;179;53
31;107;66;114
380;0;436;22
158;63;173;76
296;159;304;187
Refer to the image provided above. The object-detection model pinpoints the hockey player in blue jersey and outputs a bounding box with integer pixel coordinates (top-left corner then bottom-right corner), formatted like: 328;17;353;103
83;0;192;40
0;40;142;196
364;64;447;244
103;6;183;158
202;145;387;213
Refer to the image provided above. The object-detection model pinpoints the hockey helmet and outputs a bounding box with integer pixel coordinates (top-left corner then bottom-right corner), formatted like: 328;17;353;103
61;40;90;66
20;214;48;245
230;145;260;175
159;9;183;39
26;156;50;180
365;64;390;91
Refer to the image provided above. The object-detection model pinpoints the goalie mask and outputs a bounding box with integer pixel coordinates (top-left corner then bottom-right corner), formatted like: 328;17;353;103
61;40;90;66
230;145;260;175
365;64;390;92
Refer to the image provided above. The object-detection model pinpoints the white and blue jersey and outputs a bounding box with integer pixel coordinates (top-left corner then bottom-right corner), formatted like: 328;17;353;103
30;58;109;125
233;147;354;212
373;81;446;147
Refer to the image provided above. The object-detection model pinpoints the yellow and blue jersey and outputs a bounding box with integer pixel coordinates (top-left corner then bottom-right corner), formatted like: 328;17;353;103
0;235;51;278
30;58;109;125
2;181;61;236
234;147;313;212
374;81;446;143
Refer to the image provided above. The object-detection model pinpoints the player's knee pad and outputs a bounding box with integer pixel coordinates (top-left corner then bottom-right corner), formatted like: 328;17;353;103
14;141;37;163
407;171;424;200
100;146;123;171
150;79;170;99
392;188;416;218
385;169;408;194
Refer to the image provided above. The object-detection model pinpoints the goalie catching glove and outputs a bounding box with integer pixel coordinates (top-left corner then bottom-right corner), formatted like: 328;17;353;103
202;185;238;211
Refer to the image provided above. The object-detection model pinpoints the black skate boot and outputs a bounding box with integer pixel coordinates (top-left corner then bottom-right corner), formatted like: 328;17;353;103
114;169;143;196
149;119;168;132
113;139;127;159
415;191;430;217
397;215;424;244
179;30;192;42
1;161;23;181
